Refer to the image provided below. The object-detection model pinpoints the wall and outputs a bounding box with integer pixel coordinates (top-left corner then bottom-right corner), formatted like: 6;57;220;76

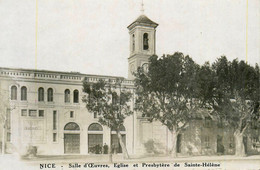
0;68;135;155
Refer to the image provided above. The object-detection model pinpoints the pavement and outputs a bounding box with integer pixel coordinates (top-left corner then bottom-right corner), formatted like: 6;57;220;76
1;154;260;170
7;153;260;163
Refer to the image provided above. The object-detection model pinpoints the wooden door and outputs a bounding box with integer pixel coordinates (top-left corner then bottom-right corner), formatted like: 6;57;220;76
64;134;80;154
88;134;103;154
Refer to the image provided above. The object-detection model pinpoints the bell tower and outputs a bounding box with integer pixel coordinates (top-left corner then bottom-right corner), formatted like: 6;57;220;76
127;15;158;79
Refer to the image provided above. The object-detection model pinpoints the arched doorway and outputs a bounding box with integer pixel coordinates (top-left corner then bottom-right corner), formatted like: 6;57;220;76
64;122;80;154
111;125;126;154
88;123;103;154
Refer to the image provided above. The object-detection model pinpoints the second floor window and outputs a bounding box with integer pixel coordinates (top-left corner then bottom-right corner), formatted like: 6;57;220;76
73;90;79;103
47;88;53;102
64;89;70;103
11;85;17;100
21;86;27;101
53;111;57;130
112;92;118;105
38;87;44;101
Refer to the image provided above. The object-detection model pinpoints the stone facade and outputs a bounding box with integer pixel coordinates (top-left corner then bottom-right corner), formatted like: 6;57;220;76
0;68;134;155
0;14;259;156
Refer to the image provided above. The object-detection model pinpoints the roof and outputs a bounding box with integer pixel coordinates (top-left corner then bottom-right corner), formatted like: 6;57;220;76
127;15;158;30
0;66;121;78
0;66;134;86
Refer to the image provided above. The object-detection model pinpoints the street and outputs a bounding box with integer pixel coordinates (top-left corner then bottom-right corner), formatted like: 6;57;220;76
0;154;260;170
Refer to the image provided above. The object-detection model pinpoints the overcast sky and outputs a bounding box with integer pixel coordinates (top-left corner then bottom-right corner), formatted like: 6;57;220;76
0;0;259;78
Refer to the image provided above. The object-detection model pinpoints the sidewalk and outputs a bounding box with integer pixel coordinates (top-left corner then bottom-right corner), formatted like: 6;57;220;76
1;154;260;170
17;154;260;163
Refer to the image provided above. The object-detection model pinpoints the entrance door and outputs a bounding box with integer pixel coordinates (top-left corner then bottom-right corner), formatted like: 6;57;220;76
243;136;247;153
111;134;126;154
217;135;224;154
177;134;182;153
64;134;80;154
88;134;103;154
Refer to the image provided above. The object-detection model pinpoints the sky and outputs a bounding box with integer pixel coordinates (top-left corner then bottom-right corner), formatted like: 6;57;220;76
0;0;259;78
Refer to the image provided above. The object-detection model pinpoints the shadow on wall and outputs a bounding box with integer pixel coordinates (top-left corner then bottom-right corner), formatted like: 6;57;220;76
144;139;164;154
185;142;200;156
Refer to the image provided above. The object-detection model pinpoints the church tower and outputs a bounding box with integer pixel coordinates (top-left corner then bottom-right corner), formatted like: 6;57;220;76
127;15;158;79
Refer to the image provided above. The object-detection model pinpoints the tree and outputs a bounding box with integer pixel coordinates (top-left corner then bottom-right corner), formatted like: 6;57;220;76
199;56;260;156
0;85;13;155
134;52;200;157
82;78;133;159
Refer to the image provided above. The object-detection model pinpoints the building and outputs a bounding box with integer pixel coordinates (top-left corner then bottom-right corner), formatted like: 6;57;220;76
0;14;259;156
0;14;163;156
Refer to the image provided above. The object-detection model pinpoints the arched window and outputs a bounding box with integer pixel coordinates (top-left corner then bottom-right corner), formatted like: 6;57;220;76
11;85;17;100
47;88;53;102
21;86;27;101
88;123;103;131
143;33;149;50
112;92;118;105
38;87;44;101
64;122;80;154
64;89;70;103
132;34;135;51
73;90;79;103
88;123;103;154
119;125;126;131
111;124;126;131
64;122;80;130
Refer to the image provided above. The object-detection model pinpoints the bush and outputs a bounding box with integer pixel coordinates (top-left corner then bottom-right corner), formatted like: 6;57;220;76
27;145;37;157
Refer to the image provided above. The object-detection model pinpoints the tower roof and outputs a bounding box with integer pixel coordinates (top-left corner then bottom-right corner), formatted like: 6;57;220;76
127;15;158;30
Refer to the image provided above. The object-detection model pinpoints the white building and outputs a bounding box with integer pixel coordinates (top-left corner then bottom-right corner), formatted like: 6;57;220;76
0;14;171;156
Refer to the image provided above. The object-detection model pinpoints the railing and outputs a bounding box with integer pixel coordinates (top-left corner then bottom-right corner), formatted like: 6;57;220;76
0;71;31;77
0;68;134;85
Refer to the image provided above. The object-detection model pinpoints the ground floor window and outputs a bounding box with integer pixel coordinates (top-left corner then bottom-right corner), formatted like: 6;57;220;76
29;110;37;117
229;136;234;149
7;132;11;142
252;136;260;149
53;133;57;142
204;136;210;148
21;109;27;116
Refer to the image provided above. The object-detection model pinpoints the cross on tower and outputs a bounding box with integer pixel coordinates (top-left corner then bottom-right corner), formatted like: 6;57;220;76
141;0;145;14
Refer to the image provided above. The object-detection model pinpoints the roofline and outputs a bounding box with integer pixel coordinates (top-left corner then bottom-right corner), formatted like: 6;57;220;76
0;66;126;79
127;22;158;30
